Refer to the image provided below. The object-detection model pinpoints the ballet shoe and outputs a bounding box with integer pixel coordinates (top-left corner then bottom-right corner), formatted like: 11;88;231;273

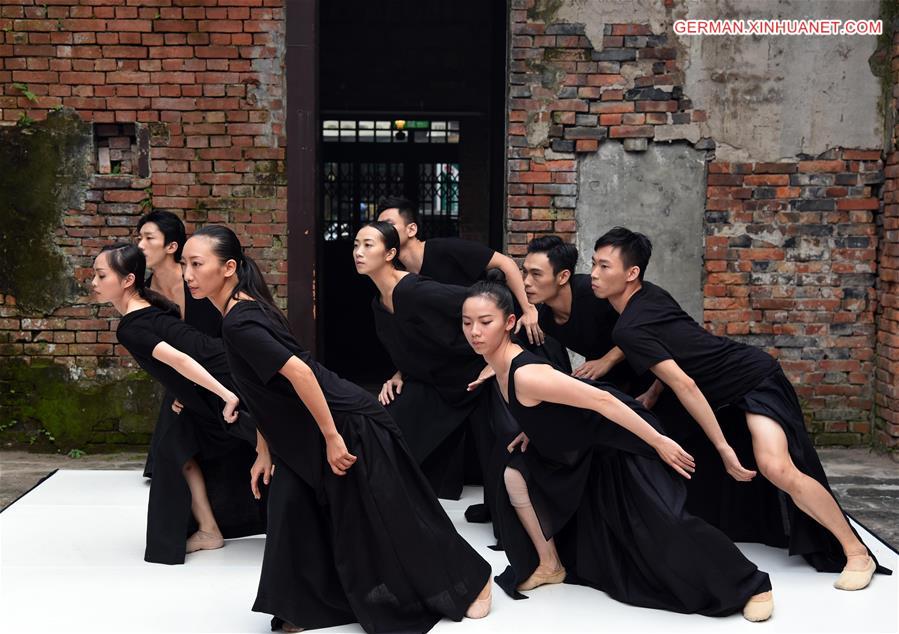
742;591;774;622
516;565;566;591
465;581;492;619
185;529;224;553
834;556;876;591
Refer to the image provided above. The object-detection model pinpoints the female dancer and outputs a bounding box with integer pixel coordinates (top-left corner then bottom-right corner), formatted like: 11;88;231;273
92;244;265;564
356;221;493;500
136;210;221;480
182;225;491;633
461;278;775;621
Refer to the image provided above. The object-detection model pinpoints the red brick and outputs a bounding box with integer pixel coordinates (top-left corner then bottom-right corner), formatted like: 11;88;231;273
609;125;653;138
836;198;880;210
798;160;845;173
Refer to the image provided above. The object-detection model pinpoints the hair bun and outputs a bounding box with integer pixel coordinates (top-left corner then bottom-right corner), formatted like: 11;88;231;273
484;268;507;285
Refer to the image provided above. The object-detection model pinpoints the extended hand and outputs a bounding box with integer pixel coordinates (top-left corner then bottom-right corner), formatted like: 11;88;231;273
327;433;357;476
718;444;757;481
222;393;240;423
378;372;404;405
572;358;611;381
467;365;496;392
507;431;530;454
514;305;545;346
250;451;274;499
652;435;695;479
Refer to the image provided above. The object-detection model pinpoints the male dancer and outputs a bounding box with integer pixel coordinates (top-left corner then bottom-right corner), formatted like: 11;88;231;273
591;226;888;589
523;235;649;395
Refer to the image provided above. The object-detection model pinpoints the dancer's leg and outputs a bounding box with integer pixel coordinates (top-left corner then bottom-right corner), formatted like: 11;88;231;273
504;467;565;589
182;457;224;551
746;413;869;573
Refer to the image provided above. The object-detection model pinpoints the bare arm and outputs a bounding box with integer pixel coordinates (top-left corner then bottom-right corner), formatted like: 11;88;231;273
277;355;357;476
515;363;695;478
488;251;544;345
151;341;239;422
649;359;756;481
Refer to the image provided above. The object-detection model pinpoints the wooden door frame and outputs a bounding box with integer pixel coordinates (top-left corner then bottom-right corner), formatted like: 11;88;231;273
285;0;319;354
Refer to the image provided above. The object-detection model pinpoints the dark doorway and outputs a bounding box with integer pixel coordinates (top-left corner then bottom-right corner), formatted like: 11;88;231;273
318;1;508;383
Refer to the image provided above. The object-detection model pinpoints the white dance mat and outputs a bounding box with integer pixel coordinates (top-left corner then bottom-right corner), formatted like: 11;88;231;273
1;470;896;633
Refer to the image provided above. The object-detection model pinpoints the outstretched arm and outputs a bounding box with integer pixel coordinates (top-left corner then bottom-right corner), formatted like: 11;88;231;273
151;341;239;423
649;359;756;481
515;364;695;478
277;355;357;476
487;252;544;346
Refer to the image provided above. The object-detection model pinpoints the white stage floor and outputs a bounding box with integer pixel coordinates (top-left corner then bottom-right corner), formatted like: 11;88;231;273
0;470;896;633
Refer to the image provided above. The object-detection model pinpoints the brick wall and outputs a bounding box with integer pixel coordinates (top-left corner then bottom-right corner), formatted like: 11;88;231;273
704;152;881;444
875;21;899;449
0;0;286;449
506;2;892;446
507;10;709;257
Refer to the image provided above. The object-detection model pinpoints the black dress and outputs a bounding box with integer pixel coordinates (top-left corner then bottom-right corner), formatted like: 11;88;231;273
371;273;492;499
613;281;892;576
143;280;222;478
494;350;773;616
537;274;648;394
221;300;491;634
115;305;265;565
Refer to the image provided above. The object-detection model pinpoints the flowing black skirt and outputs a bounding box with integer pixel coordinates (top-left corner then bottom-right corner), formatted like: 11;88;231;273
144;393;266;565
494;446;772;616
254;408;491;634
655;369;890;576
384;379;491;500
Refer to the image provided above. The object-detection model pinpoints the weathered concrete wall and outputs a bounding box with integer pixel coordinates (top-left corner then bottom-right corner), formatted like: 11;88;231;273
558;0;884;162
574;141;707;320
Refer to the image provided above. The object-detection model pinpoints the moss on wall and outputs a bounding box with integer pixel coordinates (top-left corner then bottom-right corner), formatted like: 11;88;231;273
0;359;161;452
0;109;92;312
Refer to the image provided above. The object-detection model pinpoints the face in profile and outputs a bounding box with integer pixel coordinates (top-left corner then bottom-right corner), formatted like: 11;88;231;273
590;245;634;299
137;222;175;270
353;226;395;275
182;235;229;299
91;251;130;304
522;251;565;305
376;208;415;247
462;294;514;356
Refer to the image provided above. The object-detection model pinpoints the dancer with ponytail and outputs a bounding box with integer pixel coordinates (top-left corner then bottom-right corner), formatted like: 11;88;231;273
137;210;221;479
91;244;266;565
355;221;496;501
183;225;491;633
461;278;777;621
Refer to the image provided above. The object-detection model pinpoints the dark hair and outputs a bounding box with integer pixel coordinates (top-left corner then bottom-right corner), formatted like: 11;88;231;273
137;210;187;261
362;220;402;266
466;269;516;319
191;225;290;330
99;243;180;317
593;227;652;280
376;195;419;226
526;235;578;276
